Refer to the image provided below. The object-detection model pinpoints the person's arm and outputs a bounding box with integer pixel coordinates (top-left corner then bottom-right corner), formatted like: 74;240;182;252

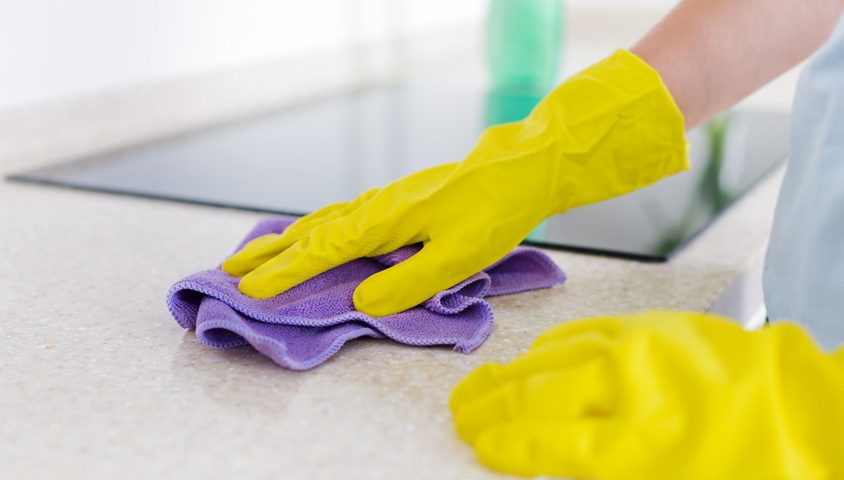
631;0;844;129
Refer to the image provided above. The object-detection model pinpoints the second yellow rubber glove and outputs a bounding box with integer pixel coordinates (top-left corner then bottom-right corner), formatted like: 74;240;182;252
451;311;844;479
222;50;688;316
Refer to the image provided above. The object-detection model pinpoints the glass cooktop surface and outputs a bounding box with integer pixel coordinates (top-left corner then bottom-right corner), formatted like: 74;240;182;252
8;84;789;261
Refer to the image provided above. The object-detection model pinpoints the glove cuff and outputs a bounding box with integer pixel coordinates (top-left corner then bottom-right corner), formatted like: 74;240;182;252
532;49;690;211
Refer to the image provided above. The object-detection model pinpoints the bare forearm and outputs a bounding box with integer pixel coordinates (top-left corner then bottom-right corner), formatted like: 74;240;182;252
631;0;844;128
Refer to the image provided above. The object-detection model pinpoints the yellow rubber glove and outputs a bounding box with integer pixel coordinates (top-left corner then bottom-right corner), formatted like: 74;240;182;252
222;50;688;316
450;311;844;479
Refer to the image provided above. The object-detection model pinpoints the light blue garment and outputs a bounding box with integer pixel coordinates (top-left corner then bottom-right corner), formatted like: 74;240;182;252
764;13;844;350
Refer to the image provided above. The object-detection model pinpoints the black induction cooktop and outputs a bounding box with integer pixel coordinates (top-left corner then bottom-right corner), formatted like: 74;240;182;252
7;84;789;261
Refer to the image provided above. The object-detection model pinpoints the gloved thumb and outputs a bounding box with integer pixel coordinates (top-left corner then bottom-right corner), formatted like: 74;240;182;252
353;242;487;317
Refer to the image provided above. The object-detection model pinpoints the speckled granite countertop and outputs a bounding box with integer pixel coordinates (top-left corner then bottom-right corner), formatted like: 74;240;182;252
0;147;784;478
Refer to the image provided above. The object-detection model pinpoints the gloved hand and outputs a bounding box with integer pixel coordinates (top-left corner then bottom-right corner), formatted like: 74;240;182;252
450;311;844;479
222;50;688;316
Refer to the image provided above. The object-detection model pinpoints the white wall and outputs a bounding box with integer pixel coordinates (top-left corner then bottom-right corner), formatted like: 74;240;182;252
0;0;487;111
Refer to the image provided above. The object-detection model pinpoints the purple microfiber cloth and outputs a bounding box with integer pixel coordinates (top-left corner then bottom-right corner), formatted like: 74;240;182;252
167;217;565;370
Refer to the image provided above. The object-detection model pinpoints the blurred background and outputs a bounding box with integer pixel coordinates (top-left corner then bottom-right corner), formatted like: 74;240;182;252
3;0;722;176
1;0;798;262
0;0;686;112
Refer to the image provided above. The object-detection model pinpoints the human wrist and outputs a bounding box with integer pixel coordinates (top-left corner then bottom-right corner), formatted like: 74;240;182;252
543;49;689;209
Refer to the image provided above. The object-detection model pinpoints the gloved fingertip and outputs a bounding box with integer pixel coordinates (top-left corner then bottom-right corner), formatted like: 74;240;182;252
352;286;406;317
352;272;429;316
452;380;521;445
237;274;283;300
449;363;503;413
221;257;248;277
474;424;534;476
352;260;450;317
